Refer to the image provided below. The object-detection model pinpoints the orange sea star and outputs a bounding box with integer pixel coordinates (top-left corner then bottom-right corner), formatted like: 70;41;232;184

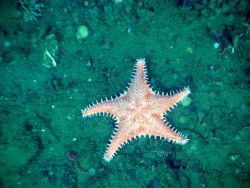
82;59;190;161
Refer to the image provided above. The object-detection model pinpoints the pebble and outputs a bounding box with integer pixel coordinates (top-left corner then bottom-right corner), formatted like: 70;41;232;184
76;25;89;40
179;116;188;124
88;168;96;176
181;96;192;107
214;42;220;49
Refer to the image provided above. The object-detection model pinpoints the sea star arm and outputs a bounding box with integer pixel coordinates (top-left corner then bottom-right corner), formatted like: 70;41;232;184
160;87;190;113
81;98;122;117
148;116;189;144
103;114;189;161
148;87;190;119
103;128;131;161
126;59;152;99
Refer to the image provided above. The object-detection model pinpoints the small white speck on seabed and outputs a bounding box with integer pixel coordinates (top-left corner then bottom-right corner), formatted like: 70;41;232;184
213;42;220;49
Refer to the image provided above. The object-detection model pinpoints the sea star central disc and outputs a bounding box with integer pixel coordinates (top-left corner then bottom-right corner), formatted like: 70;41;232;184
82;59;190;161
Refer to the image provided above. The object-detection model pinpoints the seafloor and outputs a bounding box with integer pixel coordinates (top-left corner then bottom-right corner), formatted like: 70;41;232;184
0;0;249;188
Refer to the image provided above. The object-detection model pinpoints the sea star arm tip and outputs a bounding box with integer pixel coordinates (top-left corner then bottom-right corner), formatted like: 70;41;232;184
164;87;191;111
82;98;121;117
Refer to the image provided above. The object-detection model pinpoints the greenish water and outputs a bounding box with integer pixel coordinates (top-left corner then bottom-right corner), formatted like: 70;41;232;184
0;0;249;187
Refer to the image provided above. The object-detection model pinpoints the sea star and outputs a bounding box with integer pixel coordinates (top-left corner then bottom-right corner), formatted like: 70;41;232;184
82;59;190;162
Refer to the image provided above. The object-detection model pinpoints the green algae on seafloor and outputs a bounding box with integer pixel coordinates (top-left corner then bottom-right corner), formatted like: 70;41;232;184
0;0;249;187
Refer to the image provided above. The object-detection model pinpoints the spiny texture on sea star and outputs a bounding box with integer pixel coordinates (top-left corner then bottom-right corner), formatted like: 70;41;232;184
82;59;190;162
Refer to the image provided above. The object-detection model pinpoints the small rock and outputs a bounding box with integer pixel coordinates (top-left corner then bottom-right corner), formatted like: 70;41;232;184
214;42;220;49
88;168;96;176
76;25;89;40
179;115;188;124
181;96;192;107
